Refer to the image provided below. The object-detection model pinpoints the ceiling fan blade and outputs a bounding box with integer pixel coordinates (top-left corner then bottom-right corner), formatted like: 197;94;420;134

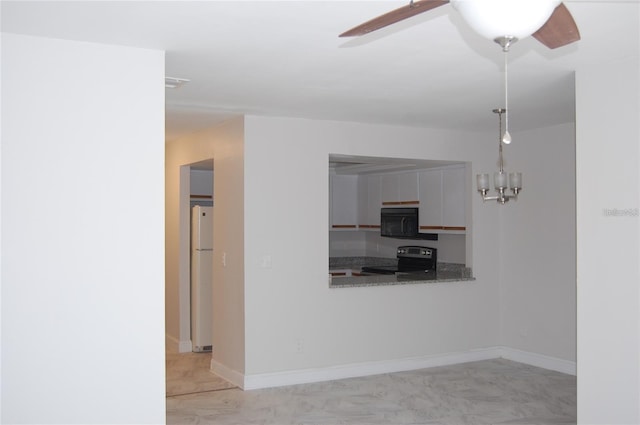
532;3;580;49
339;0;449;37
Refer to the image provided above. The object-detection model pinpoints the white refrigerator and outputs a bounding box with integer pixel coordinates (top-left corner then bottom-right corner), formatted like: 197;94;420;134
191;205;213;352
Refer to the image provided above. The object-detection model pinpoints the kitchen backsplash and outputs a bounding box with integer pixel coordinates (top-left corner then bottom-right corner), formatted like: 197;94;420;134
329;231;466;264
329;256;472;277
329;256;396;269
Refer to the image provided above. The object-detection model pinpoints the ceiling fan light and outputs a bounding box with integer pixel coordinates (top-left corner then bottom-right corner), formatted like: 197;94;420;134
451;0;560;41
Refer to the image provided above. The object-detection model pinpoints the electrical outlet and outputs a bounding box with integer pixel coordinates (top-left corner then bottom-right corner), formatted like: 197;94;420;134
222;252;227;267
295;338;304;354
261;255;272;269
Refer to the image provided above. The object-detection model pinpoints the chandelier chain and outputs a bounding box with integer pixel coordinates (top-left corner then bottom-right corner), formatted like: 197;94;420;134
504;50;509;140
498;109;504;173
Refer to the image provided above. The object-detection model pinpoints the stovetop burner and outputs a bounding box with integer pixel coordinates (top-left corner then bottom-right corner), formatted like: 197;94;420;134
360;265;399;275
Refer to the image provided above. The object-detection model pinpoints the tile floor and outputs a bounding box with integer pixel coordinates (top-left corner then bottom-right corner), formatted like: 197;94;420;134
166;346;237;397
166;358;576;425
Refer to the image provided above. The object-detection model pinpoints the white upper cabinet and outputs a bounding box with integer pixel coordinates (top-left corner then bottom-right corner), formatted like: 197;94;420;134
330;174;358;229
330;165;465;233
417;169;443;231
441;166;466;229
381;172;419;205
418;165;466;232
357;174;381;229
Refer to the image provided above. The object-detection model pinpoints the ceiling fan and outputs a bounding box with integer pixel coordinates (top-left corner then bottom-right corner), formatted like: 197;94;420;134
340;0;581;147
339;0;580;50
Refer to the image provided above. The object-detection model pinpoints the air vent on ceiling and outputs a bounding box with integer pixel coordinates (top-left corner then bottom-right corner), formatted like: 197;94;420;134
165;76;190;89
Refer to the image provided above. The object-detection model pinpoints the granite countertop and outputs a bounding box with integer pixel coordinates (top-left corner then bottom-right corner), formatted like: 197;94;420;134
329;256;475;288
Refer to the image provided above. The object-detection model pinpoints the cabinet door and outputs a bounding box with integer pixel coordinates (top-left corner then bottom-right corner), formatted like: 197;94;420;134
357;174;381;229
357;174;368;226
380;173;398;204
330;174;358;229
381;172;418;205
397;172;419;204
365;174;381;227
442;167;466;230
418;169;443;231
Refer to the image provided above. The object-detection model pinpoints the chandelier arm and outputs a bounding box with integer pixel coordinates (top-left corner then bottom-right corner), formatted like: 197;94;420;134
480;192;519;203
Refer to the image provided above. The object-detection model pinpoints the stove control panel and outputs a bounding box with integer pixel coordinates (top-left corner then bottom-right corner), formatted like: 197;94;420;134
397;246;435;259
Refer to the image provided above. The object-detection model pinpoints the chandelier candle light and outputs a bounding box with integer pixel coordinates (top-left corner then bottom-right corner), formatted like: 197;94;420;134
477;108;522;204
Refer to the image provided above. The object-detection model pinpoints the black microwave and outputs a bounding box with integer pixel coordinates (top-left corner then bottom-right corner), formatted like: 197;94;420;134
380;208;419;239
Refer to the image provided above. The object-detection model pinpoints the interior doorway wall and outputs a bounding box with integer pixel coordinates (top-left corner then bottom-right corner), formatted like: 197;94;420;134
165;117;245;379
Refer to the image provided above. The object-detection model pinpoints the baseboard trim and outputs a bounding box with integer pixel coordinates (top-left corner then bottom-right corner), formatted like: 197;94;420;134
165;334;192;353
210;358;245;389
498;346;576;376
242;347;501;390
213;346;576;391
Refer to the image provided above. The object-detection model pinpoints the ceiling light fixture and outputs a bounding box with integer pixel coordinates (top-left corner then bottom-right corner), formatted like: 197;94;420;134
451;0;560;147
476;108;522;204
450;0;560;42
165;77;190;89
339;0;580;50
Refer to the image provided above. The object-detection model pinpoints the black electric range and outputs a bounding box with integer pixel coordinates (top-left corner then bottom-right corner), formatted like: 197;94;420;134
361;246;437;275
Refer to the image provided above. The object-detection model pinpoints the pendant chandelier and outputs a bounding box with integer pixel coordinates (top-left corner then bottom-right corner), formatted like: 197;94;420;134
476;108;522;204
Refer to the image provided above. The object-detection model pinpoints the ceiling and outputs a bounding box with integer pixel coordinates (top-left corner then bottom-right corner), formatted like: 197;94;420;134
2;1;638;142
330;154;463;174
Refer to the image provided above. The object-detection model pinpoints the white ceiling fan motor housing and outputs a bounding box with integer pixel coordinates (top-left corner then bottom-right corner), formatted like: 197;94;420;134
451;0;561;41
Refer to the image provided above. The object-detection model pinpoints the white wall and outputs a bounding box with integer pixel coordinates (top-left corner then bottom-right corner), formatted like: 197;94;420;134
243;115;503;377
329;231;367;257
500;122;576;363
165;118;246;373
576;56;640;423
1;34;165;424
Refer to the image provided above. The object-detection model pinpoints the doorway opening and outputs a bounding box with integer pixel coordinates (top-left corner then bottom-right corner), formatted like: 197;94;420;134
166;158;235;396
183;159;213;352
